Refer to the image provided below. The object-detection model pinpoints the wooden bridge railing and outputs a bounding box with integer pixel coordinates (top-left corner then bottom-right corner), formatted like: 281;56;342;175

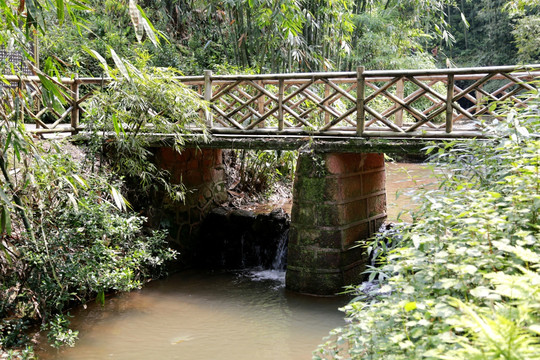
1;64;539;139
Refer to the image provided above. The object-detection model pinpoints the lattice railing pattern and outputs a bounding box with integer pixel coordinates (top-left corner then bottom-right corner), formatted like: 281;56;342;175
181;65;540;138
1;64;539;138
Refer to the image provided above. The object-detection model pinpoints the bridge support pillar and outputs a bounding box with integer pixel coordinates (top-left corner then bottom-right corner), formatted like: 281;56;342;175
286;151;386;295
152;147;228;248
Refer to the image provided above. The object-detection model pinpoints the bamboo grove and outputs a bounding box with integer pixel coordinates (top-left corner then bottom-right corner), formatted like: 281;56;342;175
37;0;538;78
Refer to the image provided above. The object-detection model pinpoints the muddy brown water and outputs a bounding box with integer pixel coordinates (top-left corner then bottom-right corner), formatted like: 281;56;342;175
36;270;345;360
36;163;438;360
385;162;440;222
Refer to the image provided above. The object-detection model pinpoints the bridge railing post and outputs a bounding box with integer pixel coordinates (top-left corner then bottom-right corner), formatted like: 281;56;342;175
257;80;265;128
278;79;284;131
395;78;404;127
323;83;330;124
356;66;365;136
70;74;79;135
446;74;454;133
204;70;213;128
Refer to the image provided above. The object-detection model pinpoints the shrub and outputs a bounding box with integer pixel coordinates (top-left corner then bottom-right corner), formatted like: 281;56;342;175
0;137;175;353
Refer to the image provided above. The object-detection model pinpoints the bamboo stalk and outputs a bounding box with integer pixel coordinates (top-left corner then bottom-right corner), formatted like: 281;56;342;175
71;75;79;134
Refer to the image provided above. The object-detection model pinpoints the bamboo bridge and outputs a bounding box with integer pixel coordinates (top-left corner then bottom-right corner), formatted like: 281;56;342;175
2;64;539;295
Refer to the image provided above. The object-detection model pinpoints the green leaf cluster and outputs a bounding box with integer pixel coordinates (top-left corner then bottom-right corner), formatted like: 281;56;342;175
231;149;297;198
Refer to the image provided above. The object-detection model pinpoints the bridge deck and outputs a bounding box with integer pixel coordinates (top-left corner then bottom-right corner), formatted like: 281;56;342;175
1;64;539;144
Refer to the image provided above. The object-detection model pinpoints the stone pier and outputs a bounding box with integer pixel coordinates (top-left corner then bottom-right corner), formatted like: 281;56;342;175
286;151;387;295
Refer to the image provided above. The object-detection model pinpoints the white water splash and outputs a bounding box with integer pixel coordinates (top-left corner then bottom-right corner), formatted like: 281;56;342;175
247;269;286;289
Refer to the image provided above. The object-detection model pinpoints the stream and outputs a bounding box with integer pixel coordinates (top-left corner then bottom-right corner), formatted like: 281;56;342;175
36;163;437;359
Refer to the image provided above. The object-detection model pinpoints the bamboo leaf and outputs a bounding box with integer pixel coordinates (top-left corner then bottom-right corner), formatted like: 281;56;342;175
67;193;79;211
141;18;158;47
37;73;67;107
137;5;166;45
26;0;46;32
109;47;130;81
63;176;79;196
109;185;131;212
71;174;88;189
529;325;540;335
0;186;13;208
3;133;12;152
83;47;110;76
112;113;124;136
128;0;144;42
109;185;124;211
0;240;12;266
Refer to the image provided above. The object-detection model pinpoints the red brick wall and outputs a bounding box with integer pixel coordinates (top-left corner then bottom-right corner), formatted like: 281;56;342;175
151;147;228;246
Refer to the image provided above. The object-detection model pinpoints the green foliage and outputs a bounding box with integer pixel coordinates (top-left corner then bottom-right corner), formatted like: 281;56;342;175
512;15;540;63
315;89;540;358
348;10;438;70
84;53;209;202
43;314;78;349
36;0;168;76
37;0;469;74
232;149;297;197
0;137;176;352
1;1;179;357
442;0;539;66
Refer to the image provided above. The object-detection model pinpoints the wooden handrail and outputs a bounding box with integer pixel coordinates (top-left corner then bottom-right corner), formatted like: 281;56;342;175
1;64;539;138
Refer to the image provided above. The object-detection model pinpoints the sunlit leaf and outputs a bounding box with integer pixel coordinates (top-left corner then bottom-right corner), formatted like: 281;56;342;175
404;301;417;312
56;0;65;24
128;0;144;42
109;47;130;81
83;47;110;75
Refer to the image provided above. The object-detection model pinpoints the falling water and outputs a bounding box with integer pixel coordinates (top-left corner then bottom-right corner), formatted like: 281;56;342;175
271;229;288;270
247;229;288;285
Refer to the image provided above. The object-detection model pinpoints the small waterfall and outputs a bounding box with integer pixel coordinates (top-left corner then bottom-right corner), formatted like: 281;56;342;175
271;229;288;270
248;228;288;286
199;206;290;282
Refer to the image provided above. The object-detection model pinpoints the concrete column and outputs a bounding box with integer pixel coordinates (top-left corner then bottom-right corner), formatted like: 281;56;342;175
286;151;386;295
